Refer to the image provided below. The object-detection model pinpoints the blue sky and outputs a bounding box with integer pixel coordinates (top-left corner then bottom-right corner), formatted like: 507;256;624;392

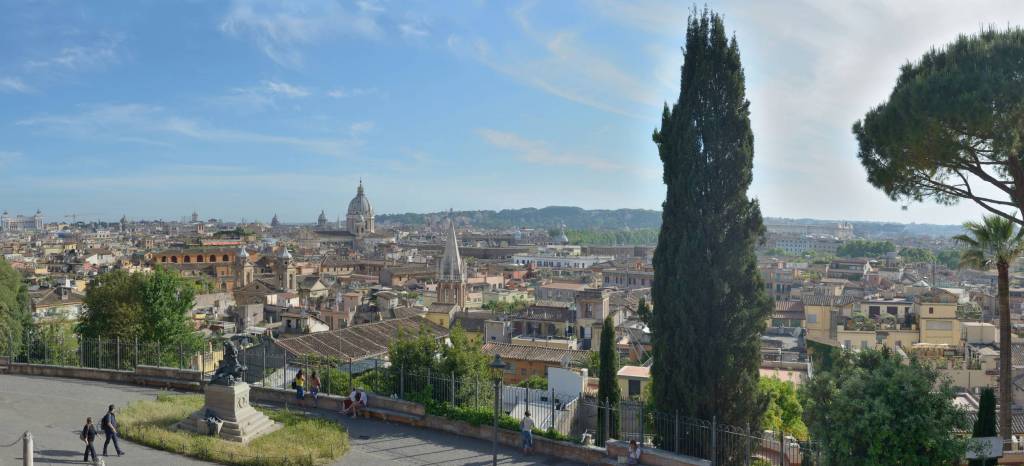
1;0;1023;224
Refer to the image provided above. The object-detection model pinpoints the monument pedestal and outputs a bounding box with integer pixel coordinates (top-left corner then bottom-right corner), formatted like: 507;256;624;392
178;382;280;443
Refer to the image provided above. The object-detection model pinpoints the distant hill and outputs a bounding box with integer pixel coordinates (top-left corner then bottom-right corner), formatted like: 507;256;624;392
378;206;662;230
378;207;963;237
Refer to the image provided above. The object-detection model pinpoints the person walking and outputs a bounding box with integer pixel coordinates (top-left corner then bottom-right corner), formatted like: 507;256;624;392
294;369;305;401
101;403;125;456
310;371;321;407
520;411;535;454
81;417;98;463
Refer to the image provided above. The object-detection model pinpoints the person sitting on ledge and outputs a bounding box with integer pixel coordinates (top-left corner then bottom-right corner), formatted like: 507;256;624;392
342;387;368;418
627;439;642;465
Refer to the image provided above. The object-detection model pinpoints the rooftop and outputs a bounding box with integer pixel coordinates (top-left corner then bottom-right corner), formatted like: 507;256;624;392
274;316;448;361
616;365;650;379
481;342;590;366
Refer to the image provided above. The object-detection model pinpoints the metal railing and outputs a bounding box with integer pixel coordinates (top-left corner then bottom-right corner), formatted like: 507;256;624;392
7;333;821;465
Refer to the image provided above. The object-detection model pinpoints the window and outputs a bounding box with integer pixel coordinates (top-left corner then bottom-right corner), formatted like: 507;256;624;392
807;314;817;324
223;254;230;262
209;255;216;262
628;379;642;398
929;307;934;314
161;256;167;263
843;340;851;349
861;341;868;350
886;306;898;315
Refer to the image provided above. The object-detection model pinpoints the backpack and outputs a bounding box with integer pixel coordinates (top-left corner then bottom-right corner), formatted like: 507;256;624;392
291;381;297;389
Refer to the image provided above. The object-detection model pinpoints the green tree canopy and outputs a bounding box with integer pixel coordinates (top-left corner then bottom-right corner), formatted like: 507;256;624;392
759;377;807;440
597;316;620;441
387;326;442;374
518;375;548;390
636;297;651;326
836;240;895;258
937;249;962;269
439;324;490;379
803;349;968;465
78;267;199;349
899;247;936;264
969;387;997;466
565;228;659;246
854;28;1024;225
651;8;771;428
0;258;31;353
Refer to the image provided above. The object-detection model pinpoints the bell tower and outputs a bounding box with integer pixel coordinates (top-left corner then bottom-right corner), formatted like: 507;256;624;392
435;216;466;308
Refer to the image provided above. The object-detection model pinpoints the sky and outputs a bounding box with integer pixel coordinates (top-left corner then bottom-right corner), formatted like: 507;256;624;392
1;0;1023;224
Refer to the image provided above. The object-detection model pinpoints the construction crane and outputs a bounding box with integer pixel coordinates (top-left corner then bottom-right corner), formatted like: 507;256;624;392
64;212;101;222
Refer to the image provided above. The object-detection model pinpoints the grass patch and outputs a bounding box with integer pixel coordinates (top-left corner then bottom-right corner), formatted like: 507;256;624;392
119;393;347;466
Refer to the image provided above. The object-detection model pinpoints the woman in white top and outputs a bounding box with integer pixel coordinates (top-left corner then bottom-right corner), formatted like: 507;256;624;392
627;439;642;465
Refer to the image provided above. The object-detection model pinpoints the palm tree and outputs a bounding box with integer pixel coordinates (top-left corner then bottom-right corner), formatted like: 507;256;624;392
954;215;1024;442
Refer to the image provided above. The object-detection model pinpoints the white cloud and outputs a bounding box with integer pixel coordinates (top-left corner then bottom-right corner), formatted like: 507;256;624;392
326;86;380;98
18;104;361;158
26;38;121;70
400;23;429;38
263;80;310;97
216;80;311;110
448;5;656;118
219;0;384;67
0;77;30;93
478;128;626;172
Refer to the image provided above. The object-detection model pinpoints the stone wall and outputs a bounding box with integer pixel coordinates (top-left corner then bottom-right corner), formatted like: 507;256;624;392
606;439;711;466
6;363;200;390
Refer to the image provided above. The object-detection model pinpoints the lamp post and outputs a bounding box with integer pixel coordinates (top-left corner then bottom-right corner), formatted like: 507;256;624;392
489;354;508;466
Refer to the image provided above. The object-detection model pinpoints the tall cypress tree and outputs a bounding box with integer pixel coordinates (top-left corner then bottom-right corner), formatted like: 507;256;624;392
651;9;770;428
597;316;620;442
970;387;997;466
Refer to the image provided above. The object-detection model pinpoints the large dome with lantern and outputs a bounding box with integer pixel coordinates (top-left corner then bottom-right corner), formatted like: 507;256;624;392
345;180;375;236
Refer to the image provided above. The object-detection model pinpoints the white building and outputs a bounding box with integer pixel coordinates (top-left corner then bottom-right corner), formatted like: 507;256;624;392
512;253;613;269
1;210;44;232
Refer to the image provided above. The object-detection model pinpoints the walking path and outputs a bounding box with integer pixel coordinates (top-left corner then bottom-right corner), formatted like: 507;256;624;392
0;374;583;466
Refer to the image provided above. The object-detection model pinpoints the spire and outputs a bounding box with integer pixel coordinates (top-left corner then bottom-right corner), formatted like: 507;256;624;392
439;216;464;283
357;178;364;196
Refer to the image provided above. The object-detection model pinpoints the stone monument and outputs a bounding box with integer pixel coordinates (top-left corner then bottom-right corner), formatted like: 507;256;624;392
178;341;280;443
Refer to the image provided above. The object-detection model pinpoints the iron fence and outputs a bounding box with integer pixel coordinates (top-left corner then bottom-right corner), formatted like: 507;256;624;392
6;333;821;465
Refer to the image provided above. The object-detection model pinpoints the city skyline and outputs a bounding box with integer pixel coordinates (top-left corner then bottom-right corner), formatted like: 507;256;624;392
3;1;1024;223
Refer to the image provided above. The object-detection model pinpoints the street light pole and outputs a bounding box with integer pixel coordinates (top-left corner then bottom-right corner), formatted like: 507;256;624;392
493;376;500;466
489;354;508;466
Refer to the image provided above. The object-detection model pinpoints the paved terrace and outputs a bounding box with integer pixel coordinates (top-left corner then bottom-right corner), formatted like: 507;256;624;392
0;374;584;466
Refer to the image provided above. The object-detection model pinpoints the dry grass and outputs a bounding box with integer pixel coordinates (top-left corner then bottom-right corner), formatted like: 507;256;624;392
119;393;348;466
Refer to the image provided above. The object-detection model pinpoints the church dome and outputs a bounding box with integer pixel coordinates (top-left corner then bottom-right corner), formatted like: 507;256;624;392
347;181;373;217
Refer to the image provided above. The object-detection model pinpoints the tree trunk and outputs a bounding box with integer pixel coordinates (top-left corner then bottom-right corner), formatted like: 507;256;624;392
999;262;1012;441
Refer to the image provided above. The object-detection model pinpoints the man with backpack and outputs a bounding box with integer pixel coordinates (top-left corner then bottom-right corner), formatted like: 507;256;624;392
101;404;125;457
